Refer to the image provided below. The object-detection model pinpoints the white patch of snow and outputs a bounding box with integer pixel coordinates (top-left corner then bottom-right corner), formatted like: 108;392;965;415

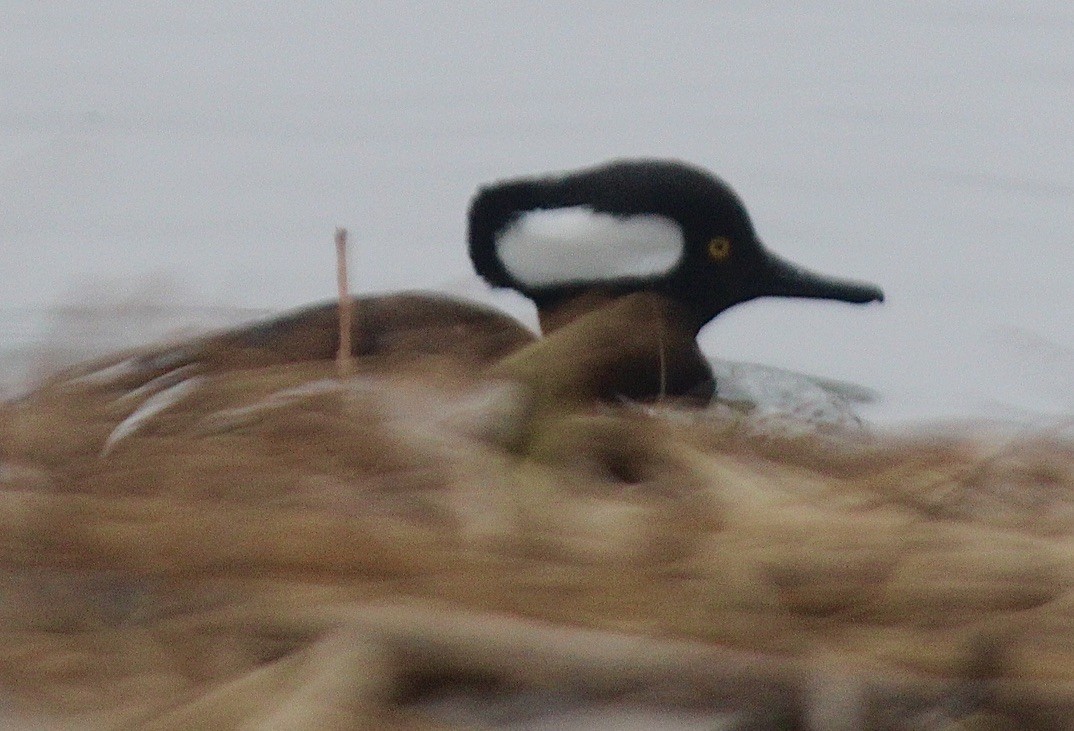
711;359;871;431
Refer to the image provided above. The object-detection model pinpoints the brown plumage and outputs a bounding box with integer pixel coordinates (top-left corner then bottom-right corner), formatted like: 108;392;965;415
60;291;537;390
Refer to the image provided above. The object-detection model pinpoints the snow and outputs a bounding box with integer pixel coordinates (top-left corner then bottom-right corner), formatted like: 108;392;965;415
1;2;1072;422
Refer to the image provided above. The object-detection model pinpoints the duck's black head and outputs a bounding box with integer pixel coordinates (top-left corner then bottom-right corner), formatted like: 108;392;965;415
468;159;884;333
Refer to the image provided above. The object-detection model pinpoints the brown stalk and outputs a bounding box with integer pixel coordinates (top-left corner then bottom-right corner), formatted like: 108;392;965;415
335;227;353;377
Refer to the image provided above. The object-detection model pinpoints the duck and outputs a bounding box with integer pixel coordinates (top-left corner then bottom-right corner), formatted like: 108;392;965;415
65;159;881;413
468;158;884;403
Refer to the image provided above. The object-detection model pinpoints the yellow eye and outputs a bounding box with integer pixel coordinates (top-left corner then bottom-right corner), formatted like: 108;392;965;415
708;237;731;261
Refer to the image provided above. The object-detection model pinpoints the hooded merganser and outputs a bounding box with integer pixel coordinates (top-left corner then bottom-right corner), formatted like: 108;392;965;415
469;159;884;402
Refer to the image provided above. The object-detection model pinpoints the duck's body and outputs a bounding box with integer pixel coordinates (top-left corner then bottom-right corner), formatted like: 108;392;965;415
68;292;536;390
211;291;534;369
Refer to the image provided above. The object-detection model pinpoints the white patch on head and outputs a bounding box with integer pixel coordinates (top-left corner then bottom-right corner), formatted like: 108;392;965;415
496;207;684;287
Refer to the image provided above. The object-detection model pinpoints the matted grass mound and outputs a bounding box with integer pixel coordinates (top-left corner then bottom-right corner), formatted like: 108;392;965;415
2;328;1074;729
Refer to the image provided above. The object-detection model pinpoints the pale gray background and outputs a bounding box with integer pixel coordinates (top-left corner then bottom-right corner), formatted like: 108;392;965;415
2;2;1072;421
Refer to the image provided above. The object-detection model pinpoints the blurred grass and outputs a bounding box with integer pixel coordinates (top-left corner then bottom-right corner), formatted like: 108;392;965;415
1;306;1073;729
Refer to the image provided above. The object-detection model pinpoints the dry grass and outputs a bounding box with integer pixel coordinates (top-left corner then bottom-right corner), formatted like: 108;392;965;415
1;304;1073;729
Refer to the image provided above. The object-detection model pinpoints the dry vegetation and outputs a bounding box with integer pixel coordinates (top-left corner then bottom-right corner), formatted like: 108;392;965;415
1;299;1073;729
